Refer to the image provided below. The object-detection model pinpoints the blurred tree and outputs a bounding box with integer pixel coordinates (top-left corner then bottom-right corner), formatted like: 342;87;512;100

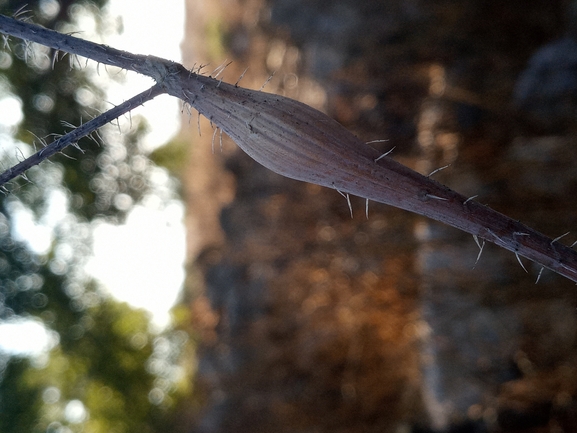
0;0;174;330
0;0;156;221
1;298;191;433
0;2;192;432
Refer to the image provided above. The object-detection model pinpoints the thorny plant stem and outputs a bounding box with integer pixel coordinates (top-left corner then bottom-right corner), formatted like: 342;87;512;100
1;15;577;282
0;14;148;74
0;14;176;83
0;84;165;186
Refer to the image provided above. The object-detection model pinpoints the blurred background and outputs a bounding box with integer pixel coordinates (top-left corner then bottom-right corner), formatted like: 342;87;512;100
2;0;577;432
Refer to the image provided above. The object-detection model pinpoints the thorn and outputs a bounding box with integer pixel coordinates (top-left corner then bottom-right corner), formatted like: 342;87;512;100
93;129;104;145
27;130;48;148
23;40;31;63
472;235;485;268
235;67;249;87
487;229;504;246
60;120;77;129
474;242;485;267
186;105;193;124
428;164;450;178
13;5;32;20
1;34;11;51
535;267;544;284
345;193;353;219
183;89;196;103
219;128;223;152
425;194;448;201
259;71;275;91
212;60;232;79
464;195;478;204
15;147;25;162
114;117;121;134
51;49;59;70
374;147;395;162
551;232;570;245
473;234;481;249
366;139;390;144
58;151;77;160
197;112;202;137
68;52;76;70
513;232;529;237
196;63;208;75
514;251;528;273
71;142;85;153
87;131;99;145
211;127;218;154
365;198;369;220
334;184;353;218
511;233;530;273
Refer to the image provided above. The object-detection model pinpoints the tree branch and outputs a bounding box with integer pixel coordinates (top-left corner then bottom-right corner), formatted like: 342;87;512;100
0;84;165;186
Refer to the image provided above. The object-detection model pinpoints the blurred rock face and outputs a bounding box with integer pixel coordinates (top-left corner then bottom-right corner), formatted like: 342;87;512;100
514;37;577;129
180;0;577;432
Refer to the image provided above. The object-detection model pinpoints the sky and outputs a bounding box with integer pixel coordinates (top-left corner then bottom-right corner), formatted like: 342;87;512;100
0;0;187;355
85;0;186;329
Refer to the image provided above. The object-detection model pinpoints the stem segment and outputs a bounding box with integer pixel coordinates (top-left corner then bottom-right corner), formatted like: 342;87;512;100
0;84;165;186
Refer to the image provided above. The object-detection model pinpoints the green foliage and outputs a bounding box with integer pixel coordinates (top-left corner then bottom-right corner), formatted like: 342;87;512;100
0;356;43;433
205;17;226;62
1;298;191;433
149;138;190;178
